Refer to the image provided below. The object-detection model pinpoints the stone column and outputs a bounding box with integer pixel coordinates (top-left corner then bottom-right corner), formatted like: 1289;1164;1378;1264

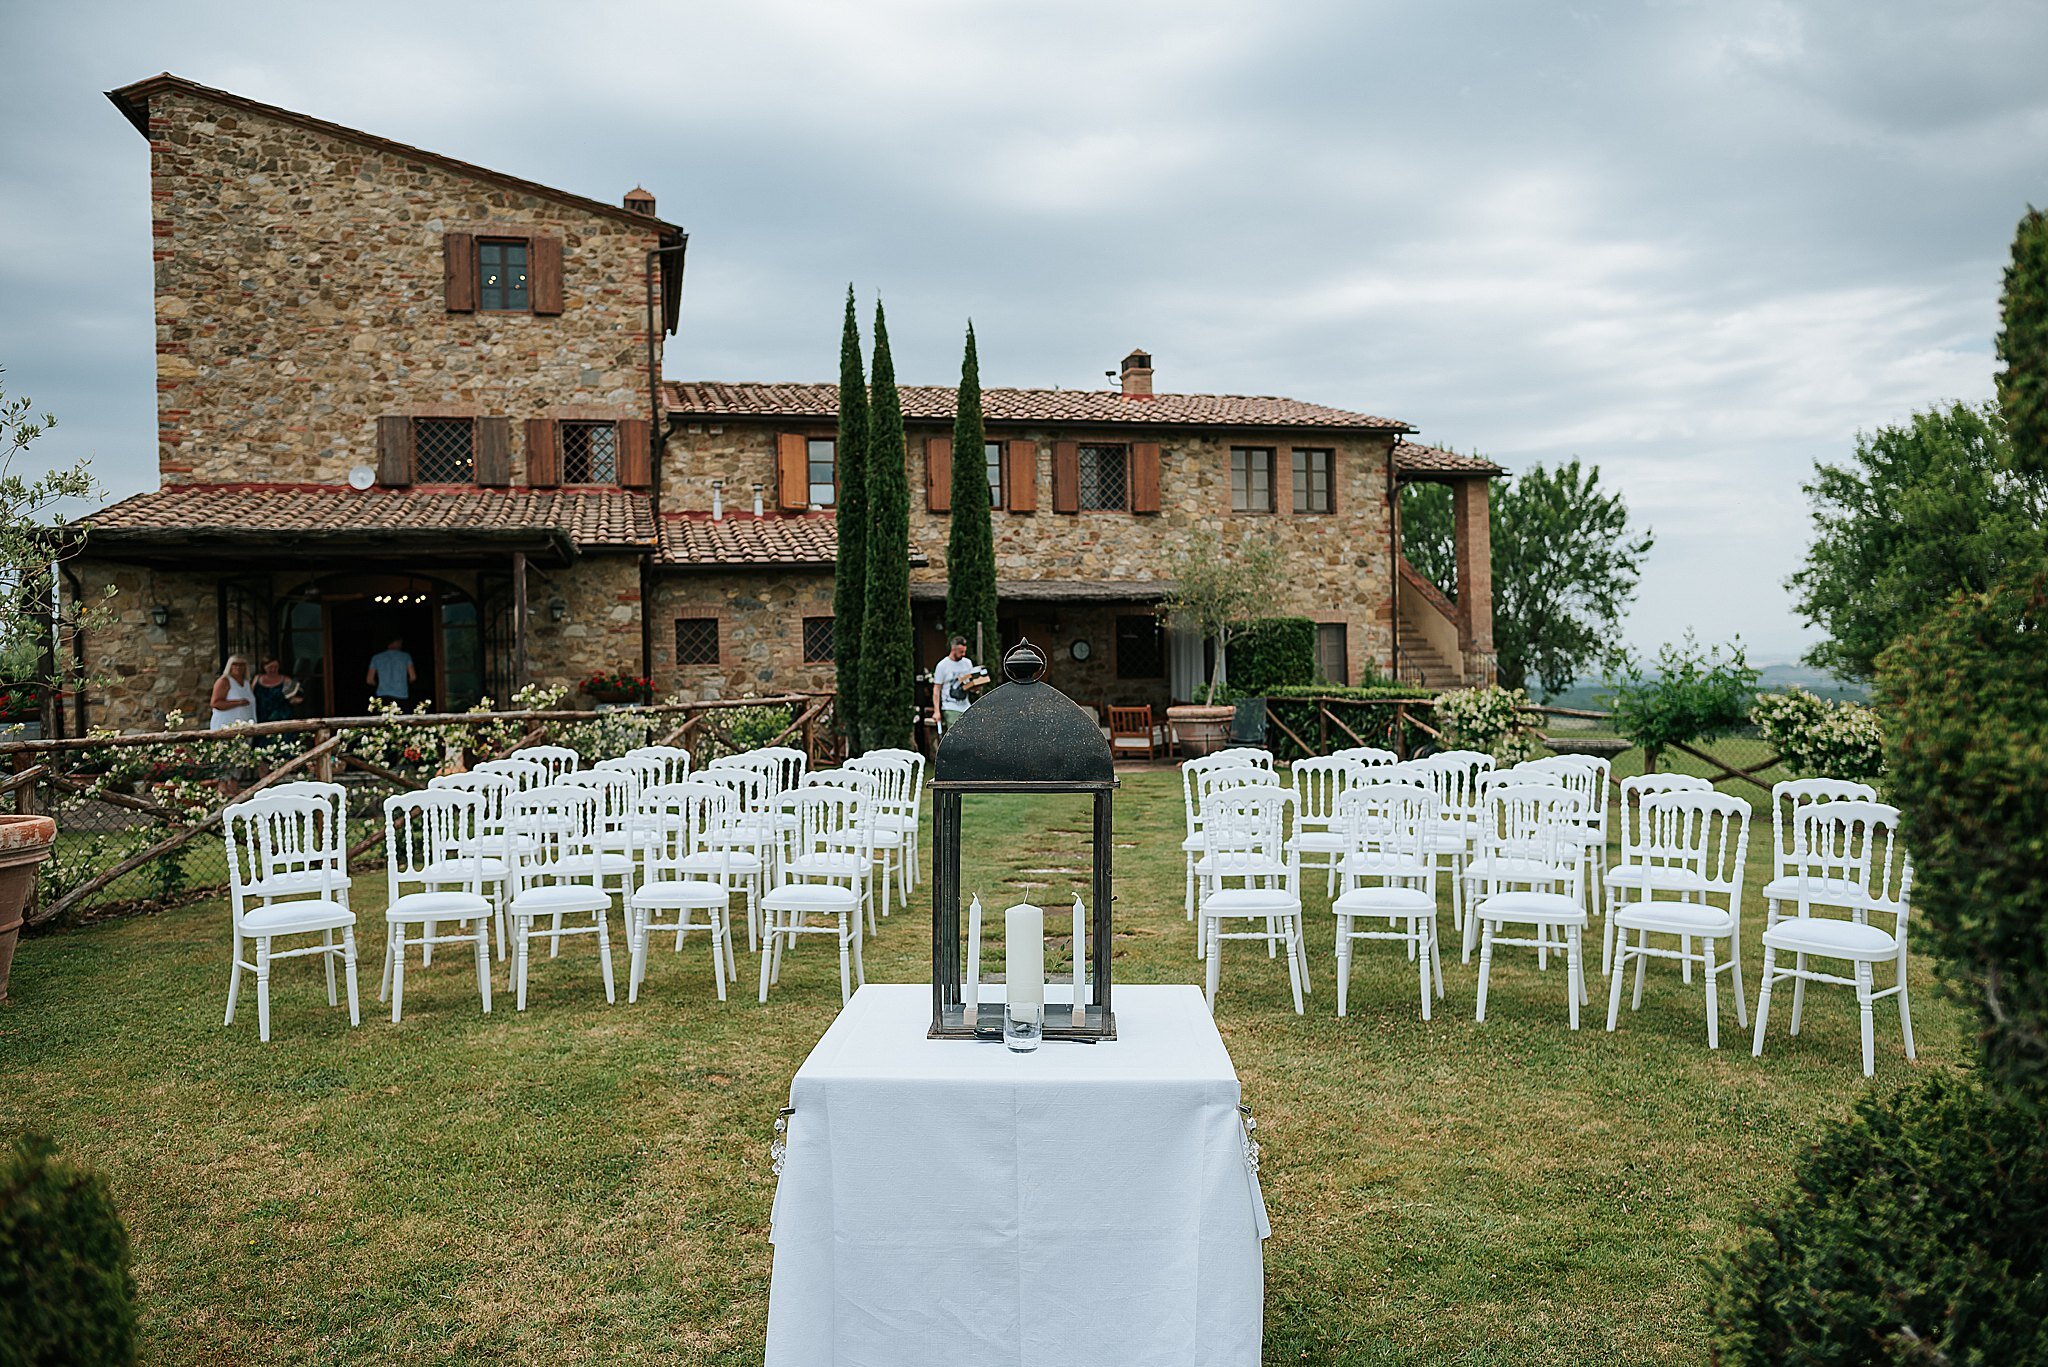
1451;478;1497;685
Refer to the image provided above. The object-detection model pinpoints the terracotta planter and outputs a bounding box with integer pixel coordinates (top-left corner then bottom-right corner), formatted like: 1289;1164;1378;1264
0;814;57;1006
1167;704;1236;758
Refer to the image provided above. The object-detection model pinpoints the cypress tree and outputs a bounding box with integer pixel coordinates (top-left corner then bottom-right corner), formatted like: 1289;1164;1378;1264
831;286;870;750
946;322;1000;667
1996;206;2048;476
858;300;915;751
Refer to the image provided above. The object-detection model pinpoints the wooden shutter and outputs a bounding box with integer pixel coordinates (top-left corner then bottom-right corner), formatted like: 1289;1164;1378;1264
924;436;952;512
442;233;476;312
531;236;563;315
1051;440;1080;513
1131;441;1161;514
525;418;559;487
617;418;652;488
776;432;810;511
1006;439;1037;512
376;416;413;487
475;417;511;486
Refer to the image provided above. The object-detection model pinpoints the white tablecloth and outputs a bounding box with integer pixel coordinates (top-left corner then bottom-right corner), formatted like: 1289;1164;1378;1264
765;984;1268;1367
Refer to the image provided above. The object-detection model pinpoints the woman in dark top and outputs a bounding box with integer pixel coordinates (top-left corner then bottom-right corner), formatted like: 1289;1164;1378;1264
251;658;301;723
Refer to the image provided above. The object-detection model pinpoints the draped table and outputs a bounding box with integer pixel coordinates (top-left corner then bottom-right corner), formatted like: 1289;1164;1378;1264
765;984;1269;1366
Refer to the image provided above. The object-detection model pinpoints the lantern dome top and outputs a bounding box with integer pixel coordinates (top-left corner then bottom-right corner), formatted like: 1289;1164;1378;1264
931;639;1116;790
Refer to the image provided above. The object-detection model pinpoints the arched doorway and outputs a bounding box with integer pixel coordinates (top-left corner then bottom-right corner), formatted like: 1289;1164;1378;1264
274;573;484;716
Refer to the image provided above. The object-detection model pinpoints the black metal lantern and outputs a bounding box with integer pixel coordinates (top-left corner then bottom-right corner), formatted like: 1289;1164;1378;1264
929;639;1118;1041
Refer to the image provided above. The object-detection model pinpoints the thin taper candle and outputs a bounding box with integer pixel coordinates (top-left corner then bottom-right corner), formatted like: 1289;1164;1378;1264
1071;894;1087;1026
965;894;984;1025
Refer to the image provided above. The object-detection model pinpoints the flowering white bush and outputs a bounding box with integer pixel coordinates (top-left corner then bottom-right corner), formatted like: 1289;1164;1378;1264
1434;685;1544;764
1752;688;1886;782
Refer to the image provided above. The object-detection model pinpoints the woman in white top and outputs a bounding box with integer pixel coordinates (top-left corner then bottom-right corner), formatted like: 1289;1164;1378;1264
209;655;257;730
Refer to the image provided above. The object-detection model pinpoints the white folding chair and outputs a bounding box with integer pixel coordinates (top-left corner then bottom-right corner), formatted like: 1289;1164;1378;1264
1199;785;1308;1014
760;786;870;1005
380;790;494;1021
1606;791;1751;1047
1471;784;1590;1029
1332;783;1441;1019
1753;801;1915;1077
505;786;615;1009
627;782;737;1003
222;793;359;1042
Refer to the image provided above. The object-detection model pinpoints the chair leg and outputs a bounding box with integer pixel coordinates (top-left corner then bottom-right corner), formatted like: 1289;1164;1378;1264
1335;917;1351;1017
1731;940;1749;1027
1790;954;1808;1036
1632;930;1649;1009
597;911;616;1004
1751;948;1776;1057
709;910;728;1003
390;926;407;1023
256;937;273;1043
758;910;776;1003
551;911;564;958
851;909;866;987
225;931;243;1025
1475;923;1493;1022
628;912;648;1004
1606;932;1627;1031
1897;955;1917;1061
837;913;853;1005
1286;917;1305;1015
474;921;492;1014
515;917;531;1011
379;933;395;1003
1429;915;1444;1001
1416;919;1432;1022
1567;926;1583;1030
421;920;434;968
1857;960;1876;1077
323;928;338;1006
342;928;360;1026
1295;917;1311;997
1205;917;1222;1010
1184;855;1195;922
1681;934;1693;984
1703;935;1720;1049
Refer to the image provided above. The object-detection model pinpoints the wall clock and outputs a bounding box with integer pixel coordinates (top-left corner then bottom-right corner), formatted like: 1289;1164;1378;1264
1069;639;1092;662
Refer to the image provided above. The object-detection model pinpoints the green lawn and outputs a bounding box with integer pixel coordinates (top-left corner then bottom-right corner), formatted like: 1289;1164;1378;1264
0;770;1966;1364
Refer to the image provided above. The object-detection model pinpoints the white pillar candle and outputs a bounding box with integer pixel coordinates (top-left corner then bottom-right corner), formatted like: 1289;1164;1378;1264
1006;902;1044;1013
964;894;984;1023
1071;894;1087;1026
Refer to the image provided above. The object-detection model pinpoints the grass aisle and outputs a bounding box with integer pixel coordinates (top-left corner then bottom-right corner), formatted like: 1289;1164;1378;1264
0;771;1965;1364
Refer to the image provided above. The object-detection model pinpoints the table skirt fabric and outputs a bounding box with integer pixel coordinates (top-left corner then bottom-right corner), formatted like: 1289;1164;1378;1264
765;984;1268;1367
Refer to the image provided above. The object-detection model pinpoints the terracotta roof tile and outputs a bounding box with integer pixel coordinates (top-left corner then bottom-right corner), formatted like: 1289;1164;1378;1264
84;484;656;547
1392;440;1505;477
666;381;1410;432
658;512;928;569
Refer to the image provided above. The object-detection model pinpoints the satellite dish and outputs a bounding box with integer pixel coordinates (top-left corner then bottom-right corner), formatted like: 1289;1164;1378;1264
347;464;376;491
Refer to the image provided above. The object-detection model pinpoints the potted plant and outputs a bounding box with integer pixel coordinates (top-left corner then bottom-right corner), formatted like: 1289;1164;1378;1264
0;814;54;1004
581;668;654;706
1158;530;1282;757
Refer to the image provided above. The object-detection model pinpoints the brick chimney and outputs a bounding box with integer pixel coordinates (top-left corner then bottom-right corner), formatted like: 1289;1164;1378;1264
623;185;657;216
1119;348;1154;397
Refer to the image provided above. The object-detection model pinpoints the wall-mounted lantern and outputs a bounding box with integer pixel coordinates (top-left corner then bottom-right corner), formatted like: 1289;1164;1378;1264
548;596;568;623
150;604;171;629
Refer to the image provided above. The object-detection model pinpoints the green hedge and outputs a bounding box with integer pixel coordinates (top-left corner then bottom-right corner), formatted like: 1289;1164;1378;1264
1228;617;1317;694
0;1133;137;1366
1259;686;1437;760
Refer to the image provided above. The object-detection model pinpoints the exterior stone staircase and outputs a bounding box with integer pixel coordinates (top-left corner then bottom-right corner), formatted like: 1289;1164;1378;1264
1395;622;1461;689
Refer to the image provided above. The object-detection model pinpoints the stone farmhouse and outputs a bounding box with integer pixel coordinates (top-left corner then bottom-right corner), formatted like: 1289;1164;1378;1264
63;74;1501;735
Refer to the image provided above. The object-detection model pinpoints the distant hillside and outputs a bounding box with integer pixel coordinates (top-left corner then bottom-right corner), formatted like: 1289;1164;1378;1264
1536;664;1870;712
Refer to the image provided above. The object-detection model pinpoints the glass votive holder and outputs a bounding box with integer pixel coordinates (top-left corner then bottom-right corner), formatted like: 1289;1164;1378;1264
1005;1002;1043;1053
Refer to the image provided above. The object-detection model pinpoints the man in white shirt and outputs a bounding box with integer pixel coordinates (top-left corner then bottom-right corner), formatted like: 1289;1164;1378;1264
930;636;984;735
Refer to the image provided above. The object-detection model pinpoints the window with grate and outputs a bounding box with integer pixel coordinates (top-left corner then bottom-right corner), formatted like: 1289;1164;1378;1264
674;617;720;666
802;616;834;663
984;441;1004;508
1116;614;1165;678
1293;448;1334;513
807;438;836;507
1231;447;1275;513
1078;444;1127;511
561;421;618;484
478;240;530;312
415;418;475;483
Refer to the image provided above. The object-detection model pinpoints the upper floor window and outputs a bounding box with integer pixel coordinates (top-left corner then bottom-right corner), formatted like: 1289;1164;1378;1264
561;421;617;484
985;441;1004;509
1078;444;1127;511
478;240;530;312
1231;447;1275;513
1293;448;1334;513
415;418;475;483
808;438;836;507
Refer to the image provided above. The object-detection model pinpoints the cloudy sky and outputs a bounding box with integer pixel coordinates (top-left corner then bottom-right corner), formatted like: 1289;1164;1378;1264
3;0;2039;659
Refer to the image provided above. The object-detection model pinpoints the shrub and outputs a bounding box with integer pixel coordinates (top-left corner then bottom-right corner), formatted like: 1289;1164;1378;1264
1879;567;2048;1098
1751;688;1886;783
0;1133;138;1366
1434;685;1543;764
1606;634;1758;755
1227;617;1316;694
694;703;796;762
1708;1076;2048;1366
1260;684;1437;760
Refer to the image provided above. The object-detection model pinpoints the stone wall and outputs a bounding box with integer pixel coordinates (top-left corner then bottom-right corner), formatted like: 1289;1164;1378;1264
650;569;838;703
661;420;1397;684
524;556;645;697
145;89;664;486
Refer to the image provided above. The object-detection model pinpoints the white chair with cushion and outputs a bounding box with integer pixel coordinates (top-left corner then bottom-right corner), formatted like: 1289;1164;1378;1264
380;790;494;1022
627;782;737;1003
1332;782;1441;1019
760;786;871;1005
505;786;615;1010
1471;784;1590;1029
1199;785;1308;1014
222;793;359;1043
1606;791;1751;1047
243;779;353;912
1762;778;1880;930
1753;801;1915;1077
